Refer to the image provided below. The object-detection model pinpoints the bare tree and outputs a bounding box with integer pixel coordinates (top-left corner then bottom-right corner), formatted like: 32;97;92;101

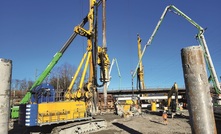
27;80;34;89
49;63;76;90
20;79;27;90
11;79;34;99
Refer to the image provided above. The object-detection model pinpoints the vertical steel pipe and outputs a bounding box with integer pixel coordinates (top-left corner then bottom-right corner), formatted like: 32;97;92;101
102;0;106;49
102;0;107;111
181;46;217;134
0;58;12;133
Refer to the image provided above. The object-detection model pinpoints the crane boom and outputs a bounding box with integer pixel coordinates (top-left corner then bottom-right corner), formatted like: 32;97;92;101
132;5;220;93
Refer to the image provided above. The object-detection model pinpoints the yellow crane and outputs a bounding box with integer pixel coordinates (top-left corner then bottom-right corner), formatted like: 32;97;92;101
137;34;146;91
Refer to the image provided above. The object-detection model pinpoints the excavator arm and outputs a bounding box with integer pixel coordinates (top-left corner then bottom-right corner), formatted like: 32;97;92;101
167;82;178;110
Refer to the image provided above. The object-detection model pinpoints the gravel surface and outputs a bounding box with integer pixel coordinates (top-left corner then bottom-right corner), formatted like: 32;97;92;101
92;111;191;134
9;110;221;134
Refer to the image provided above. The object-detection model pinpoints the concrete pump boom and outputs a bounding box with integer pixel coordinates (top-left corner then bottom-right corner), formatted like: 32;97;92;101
132;5;220;94
107;58;121;89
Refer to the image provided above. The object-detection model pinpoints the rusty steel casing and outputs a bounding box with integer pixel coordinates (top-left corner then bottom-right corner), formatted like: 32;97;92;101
181;46;217;134
0;58;12;133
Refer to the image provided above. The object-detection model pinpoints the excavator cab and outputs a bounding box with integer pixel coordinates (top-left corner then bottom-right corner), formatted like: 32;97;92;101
171;100;177;113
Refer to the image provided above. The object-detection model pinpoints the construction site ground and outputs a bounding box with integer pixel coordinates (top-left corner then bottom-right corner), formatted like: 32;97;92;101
9;109;221;134
92;109;221;134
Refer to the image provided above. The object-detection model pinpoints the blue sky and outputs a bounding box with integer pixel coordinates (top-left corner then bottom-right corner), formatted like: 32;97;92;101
1;0;221;90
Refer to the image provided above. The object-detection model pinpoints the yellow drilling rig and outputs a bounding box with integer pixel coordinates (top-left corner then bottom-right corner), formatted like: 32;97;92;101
15;0;110;133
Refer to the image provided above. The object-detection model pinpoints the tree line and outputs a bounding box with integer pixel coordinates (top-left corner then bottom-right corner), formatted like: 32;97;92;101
11;63;85;98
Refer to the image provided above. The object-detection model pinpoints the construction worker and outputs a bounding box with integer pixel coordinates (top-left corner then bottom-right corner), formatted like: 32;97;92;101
162;107;168;125
162;111;168;125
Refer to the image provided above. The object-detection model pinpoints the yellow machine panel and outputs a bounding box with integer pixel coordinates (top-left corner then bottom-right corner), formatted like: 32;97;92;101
38;101;86;124
123;100;137;111
125;100;136;105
